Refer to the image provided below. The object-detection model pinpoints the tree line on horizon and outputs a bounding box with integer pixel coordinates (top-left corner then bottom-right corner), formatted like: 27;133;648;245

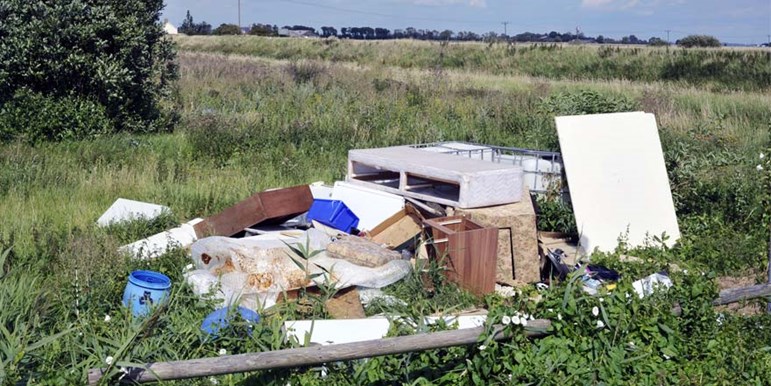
178;11;723;47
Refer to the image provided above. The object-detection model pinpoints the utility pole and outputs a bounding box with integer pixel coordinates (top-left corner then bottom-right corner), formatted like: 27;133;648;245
238;0;241;33
666;29;671;44
502;21;509;36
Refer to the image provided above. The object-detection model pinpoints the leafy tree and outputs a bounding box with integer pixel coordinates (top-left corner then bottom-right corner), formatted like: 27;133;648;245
677;34;721;48
0;0;178;142
178;10;212;35
320;26;337;37
213;23;241;35
249;23;278;36
648;37;668;46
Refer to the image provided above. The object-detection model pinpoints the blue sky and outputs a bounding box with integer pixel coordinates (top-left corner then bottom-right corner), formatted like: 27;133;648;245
162;0;771;44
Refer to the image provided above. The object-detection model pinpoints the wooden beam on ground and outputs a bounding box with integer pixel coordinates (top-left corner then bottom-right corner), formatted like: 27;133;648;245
87;320;551;385
713;284;771;306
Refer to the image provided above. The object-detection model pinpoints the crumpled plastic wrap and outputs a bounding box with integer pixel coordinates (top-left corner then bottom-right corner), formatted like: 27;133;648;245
185;229;412;311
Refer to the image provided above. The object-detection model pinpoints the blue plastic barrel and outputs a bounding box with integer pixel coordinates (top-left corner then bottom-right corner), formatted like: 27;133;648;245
122;270;171;317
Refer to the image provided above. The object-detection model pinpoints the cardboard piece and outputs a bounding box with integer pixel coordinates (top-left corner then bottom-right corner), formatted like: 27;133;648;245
284;315;487;346
556;112;680;253
194;185;313;238
450;187;539;286
326;235;402;268
325;287;366;319
367;204;424;250
97;198;170;227
331;181;405;231
424;216;498;295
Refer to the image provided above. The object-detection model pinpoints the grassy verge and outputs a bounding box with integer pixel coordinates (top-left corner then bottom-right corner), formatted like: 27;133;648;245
0;41;769;384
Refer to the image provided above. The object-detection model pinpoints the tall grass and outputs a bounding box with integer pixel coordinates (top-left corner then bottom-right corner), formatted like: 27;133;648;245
0;43;769;384
175;36;771;92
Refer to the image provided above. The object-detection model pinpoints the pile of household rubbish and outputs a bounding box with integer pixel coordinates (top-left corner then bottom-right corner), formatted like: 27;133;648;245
104;112;679;344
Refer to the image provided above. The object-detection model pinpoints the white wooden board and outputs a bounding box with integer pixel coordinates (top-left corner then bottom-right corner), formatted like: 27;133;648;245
97;198;170;227
331;181;404;231
556;112;680;253
284;315;487;346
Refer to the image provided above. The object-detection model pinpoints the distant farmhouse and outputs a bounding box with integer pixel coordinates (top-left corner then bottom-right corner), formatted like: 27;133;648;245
278;28;318;38
163;20;178;35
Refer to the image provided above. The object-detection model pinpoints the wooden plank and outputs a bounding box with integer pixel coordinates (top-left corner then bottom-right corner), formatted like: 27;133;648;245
712;284;771;306
194;185;312;237
87;321;551;385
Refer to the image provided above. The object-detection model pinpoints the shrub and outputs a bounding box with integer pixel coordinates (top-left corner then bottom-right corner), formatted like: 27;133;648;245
0;89;112;142
0;0;178;142
213;23;242;36
539;90;638;116
677;35;721;48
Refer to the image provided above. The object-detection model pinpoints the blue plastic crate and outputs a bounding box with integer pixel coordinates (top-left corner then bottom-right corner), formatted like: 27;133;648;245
307;199;359;233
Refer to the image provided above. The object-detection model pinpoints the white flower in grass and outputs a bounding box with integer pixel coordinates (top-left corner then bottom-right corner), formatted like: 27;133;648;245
592;306;599;317
547;308;554;313
599;297;604;303
663;354;671;360
557;313;563;321
478;344;487;351
512;315;521;325
209;377;220;385
501;315;512;325
758;164;764;171
760;152;765;160
218;348;227;356
105;356;114;365
625;292;632;299
596;320;605;329
104;314;111;322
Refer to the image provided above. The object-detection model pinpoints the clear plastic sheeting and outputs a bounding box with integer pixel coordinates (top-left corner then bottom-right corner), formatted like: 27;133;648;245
185;229;412;311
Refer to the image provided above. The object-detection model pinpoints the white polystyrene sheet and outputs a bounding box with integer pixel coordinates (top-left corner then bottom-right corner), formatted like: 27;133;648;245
97;198;170;227
331;181;404;231
284;315;487;345
556;112;680;253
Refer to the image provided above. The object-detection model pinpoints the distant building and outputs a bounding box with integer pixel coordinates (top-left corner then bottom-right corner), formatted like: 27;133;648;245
278;28;318;38
163;20;178;35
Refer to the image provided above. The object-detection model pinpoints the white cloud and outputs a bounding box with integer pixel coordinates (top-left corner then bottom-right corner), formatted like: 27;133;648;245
581;0;685;11
408;0;487;7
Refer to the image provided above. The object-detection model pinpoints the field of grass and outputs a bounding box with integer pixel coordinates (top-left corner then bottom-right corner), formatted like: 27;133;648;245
176;35;771;92
0;37;769;384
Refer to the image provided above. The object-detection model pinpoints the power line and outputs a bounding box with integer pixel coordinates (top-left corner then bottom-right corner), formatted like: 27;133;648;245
278;0;496;26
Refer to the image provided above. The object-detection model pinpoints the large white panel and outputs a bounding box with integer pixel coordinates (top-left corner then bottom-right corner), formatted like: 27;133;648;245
97;198;170;227
556;112;680;253
331;181;404;231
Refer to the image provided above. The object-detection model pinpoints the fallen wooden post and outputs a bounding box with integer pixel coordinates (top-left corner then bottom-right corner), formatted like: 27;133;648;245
713;284;771;306
88;284;771;384
87;320;550;385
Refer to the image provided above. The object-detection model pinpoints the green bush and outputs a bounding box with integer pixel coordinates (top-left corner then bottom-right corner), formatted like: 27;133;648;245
0;89;112;142
677;35;722;48
0;0;178;142
539;90;638;116
213;23;242;36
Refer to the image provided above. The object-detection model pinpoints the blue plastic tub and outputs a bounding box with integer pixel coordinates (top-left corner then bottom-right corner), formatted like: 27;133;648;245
122;270;171;317
306;199;359;233
201;306;261;338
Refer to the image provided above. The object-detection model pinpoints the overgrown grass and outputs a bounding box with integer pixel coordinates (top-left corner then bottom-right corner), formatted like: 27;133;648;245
175;36;771;92
0;39;769;384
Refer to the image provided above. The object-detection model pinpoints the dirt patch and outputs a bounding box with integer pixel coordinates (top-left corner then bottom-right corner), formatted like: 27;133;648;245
716;275;766;316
